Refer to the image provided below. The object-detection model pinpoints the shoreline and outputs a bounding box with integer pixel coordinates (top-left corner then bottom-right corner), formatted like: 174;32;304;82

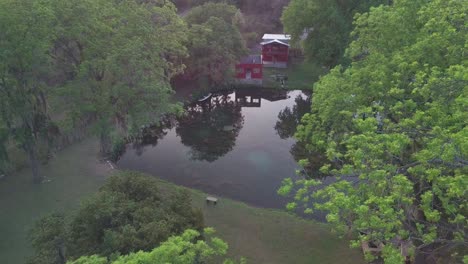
0;138;364;264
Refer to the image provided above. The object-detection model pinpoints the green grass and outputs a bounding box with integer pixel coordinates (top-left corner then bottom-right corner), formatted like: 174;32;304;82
263;59;327;90
153;177;365;264
1;140;51;175
0;139;110;264
0;138;365;264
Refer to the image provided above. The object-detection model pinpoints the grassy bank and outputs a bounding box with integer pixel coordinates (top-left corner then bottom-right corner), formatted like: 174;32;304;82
0;139;110;264
153;176;364;264
263;59;327;90
0;138;364;264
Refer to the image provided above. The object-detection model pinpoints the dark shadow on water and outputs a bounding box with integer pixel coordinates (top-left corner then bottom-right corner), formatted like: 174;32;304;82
176;92;244;162
132;118;176;157
273;91;330;179
274;91;312;140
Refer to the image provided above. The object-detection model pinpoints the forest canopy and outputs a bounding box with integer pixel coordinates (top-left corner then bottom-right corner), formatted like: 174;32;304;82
280;0;467;263
282;0;387;66
0;0;188;181
182;2;247;84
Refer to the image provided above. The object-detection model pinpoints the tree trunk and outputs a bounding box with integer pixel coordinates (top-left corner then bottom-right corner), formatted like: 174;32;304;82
27;143;42;184
56;237;66;264
99;131;112;156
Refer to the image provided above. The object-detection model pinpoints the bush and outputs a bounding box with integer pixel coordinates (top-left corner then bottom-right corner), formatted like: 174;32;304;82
109;137;126;162
67;228;232;264
29;172;204;263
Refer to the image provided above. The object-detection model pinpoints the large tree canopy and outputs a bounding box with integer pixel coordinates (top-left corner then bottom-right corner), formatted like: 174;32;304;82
280;0;467;263
282;0;387;66
53;0;187;155
0;0;188;180
173;0;290;47
183;2;247;84
0;0;57;182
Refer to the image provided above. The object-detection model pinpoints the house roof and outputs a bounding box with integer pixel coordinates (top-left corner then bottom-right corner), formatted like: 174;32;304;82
262;34;291;41
239;55;262;64
260;39;290;46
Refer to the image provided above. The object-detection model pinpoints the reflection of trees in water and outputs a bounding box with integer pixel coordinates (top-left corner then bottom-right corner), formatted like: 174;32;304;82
275;92;311;139
123;92;244;162
275;92;328;178
176;92;244;162
132;118;176;156
290;142;329;179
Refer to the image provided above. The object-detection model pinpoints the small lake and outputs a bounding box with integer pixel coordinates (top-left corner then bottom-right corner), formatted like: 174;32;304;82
117;88;316;210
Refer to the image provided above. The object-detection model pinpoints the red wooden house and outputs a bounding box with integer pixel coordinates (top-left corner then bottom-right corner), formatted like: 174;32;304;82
261;34;291;68
235;55;263;85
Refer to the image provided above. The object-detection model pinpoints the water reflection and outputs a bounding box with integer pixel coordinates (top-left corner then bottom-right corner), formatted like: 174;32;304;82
274;92;328;179
130;89;291;162
176;92;244;162
132;118;176;157
117;88;304;210
274;92;311;139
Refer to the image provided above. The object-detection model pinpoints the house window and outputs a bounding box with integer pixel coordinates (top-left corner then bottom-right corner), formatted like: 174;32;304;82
236;67;244;74
253;68;260;74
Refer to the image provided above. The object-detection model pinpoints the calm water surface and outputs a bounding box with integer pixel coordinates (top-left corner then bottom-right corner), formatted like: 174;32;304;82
118;88;313;209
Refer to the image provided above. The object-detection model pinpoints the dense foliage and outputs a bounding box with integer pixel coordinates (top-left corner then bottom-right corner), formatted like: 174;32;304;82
66;228;241;264
282;0;387;66
235;0;291;43
50;0;187;156
0;0;188;180
183;2;247;84
0;0;57;182
29;173;204;264
280;0;467;263
173;0;289;44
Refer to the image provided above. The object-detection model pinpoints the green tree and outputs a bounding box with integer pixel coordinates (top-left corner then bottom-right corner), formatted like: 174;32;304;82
29;172;204;263
0;0;56;182
185;0;290;47
29;213;67;264
183;2;247;84
0;0;189;179
280;0;467;263
53;0;187;155
67;228;235;264
282;0;387;66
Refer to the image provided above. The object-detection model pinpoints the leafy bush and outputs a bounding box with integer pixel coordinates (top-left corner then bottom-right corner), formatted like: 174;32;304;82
67;228;234;264
29;172;204;263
